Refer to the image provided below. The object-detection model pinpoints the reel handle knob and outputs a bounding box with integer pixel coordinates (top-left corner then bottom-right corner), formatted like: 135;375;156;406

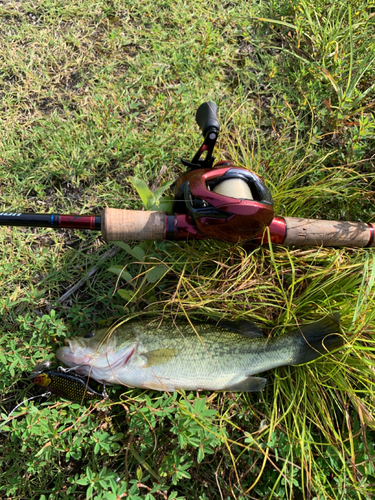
196;102;220;136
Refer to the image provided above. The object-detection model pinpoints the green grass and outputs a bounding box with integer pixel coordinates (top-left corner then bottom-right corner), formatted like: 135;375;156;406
0;0;375;498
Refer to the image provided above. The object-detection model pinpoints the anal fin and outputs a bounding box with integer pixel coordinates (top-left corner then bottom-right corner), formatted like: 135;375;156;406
221;376;267;392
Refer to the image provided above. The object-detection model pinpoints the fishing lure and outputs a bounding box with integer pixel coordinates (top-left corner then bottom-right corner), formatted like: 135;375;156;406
30;360;106;402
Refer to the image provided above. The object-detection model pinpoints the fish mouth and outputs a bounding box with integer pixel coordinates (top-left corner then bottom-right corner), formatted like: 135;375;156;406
56;341;94;368
56;336;138;386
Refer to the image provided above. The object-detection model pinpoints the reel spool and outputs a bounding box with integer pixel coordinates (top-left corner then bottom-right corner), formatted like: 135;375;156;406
212;178;253;200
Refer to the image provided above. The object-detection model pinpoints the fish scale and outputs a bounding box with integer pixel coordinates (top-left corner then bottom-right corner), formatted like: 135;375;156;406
56;314;343;392
132;326;293;390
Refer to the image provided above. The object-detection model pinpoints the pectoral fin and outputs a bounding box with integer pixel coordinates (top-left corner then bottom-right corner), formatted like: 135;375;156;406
141;348;178;367
221;376;267;392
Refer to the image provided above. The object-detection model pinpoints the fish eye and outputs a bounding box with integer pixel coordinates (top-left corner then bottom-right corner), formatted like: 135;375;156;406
84;331;95;339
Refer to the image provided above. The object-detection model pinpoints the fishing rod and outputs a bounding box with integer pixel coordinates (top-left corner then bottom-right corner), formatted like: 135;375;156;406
1;102;374;248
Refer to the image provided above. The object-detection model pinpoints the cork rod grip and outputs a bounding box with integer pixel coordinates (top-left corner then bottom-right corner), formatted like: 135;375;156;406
283;217;375;247
101;208;166;241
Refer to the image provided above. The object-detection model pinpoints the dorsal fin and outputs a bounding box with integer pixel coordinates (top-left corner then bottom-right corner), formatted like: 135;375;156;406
217;320;264;338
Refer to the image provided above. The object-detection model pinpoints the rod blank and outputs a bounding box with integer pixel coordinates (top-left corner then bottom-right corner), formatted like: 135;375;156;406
0;213;101;230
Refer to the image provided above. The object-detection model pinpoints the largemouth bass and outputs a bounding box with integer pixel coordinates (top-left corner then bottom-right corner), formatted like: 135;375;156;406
56;314;342;392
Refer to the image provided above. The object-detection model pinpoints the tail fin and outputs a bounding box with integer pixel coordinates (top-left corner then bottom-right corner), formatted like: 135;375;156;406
292;313;343;365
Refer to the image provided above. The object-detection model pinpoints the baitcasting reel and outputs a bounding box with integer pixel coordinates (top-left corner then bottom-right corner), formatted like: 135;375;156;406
170;102;274;242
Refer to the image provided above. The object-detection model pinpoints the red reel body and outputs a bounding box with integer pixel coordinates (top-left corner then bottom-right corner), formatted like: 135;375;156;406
172;162;274;243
